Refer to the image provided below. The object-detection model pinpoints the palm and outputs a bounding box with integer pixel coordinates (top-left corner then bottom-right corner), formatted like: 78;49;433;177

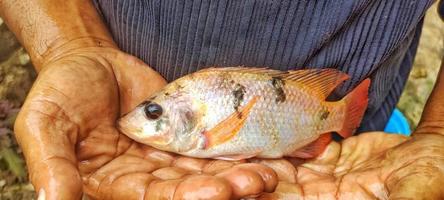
256;132;444;199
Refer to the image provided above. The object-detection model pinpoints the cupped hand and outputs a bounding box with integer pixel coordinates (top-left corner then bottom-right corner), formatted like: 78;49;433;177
254;132;444;199
14;46;277;200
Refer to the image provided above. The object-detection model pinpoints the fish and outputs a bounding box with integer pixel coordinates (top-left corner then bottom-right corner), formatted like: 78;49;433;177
117;67;370;160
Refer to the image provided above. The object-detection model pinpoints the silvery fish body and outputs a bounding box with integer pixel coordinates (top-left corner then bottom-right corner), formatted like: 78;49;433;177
118;67;369;160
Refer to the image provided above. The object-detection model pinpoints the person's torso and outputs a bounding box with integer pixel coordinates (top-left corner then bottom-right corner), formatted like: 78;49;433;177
93;0;434;131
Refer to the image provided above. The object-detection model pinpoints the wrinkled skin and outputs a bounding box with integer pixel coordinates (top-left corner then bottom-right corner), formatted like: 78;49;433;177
12;43;444;200
14;47;279;200
4;0;444;198
257;132;444;199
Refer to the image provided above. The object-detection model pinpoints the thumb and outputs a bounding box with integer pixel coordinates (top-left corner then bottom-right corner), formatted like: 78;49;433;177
387;162;444;200
385;135;444;200
109;52;167;114
14;102;82;200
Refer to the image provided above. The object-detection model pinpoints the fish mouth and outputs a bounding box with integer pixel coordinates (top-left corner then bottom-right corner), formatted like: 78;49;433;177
116;119;149;145
116;119;140;136
116;119;130;135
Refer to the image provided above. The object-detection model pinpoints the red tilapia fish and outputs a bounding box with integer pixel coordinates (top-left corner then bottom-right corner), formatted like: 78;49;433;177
118;67;370;160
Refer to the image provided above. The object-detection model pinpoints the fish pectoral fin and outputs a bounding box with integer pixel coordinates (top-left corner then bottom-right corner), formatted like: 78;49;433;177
287;133;332;159
214;153;258;161
204;96;259;149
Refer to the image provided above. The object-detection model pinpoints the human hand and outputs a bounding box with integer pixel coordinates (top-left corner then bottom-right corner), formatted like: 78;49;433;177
14;45;278;200
254;132;444;199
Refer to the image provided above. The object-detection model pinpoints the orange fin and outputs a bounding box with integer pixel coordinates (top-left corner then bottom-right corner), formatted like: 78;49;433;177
195;67;283;74
196;67;349;99
204;96;259;149
282;69;349;99
338;79;371;138
288;133;332;159
214;153;258;161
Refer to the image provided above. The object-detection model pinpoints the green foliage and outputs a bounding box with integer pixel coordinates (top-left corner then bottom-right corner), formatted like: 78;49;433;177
0;148;26;179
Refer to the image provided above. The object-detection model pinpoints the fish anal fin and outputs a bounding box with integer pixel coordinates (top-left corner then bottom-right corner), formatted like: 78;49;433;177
204;96;259;149
288;133;332;159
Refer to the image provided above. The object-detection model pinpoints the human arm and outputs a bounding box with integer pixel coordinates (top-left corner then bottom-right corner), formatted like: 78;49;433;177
0;1;278;199
0;0;114;70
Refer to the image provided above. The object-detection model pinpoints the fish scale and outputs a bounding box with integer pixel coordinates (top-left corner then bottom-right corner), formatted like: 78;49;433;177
118;67;370;160
183;70;340;158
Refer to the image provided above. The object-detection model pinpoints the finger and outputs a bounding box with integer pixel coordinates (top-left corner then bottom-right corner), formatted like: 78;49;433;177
250;159;298;183
145;179;182;200
335;132;408;175
109;174;232;200
84;154;160;199
385;139;444;200
77;127;128;176
172;156;209;172
300;141;341;174
15;107;82;200
152;167;188;180
257;182;303;200
85;151;231;200
335;172;384;200
388;169;444;200
202;160;246;174
89;172;175;200
110;52;167;114
109;173;158;199
216;167;264;199
79;141;171;176
235;163;279;192
137;144;176;167
173;175;232;200
216;163;278;199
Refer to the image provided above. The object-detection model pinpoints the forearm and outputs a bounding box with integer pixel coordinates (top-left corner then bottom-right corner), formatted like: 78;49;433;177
0;0;116;70
416;57;444;135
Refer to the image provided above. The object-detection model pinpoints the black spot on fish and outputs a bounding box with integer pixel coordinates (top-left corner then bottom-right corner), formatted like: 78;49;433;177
271;77;286;103
155;120;162;132
165;92;170;96
184;110;197;128
175;83;185;90
155;118;171;132
232;83;246;118
184;111;194;122
218;73;233;89
320;110;330;120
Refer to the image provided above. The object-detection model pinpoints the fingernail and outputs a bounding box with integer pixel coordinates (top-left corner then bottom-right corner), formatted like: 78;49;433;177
38;188;46;200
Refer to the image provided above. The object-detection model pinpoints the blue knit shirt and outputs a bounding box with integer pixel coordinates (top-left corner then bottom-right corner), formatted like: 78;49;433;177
93;0;440;132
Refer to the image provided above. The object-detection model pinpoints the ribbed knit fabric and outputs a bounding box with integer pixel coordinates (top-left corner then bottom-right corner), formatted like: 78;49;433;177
93;0;436;132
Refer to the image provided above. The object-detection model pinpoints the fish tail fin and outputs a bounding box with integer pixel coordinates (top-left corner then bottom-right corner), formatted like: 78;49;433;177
338;79;370;138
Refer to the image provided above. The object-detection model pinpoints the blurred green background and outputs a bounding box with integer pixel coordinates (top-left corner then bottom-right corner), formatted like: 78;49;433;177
0;3;443;200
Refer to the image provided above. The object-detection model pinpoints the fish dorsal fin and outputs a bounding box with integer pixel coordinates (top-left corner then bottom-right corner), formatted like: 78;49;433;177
280;69;349;99
196;67;287;76
196;67;349;99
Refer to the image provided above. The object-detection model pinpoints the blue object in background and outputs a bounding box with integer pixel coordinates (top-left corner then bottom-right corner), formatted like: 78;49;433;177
384;108;411;136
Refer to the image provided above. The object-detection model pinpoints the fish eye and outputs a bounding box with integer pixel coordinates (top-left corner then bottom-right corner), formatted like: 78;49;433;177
144;102;163;120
